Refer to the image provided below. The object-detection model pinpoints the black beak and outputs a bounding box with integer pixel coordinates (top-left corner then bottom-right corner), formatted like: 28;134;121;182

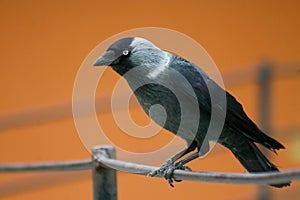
93;50;117;66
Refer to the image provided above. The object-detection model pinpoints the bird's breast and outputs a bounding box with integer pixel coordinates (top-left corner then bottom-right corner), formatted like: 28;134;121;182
132;84;203;138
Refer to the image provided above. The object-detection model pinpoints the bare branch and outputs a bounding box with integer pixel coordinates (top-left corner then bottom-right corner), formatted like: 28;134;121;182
0;160;92;172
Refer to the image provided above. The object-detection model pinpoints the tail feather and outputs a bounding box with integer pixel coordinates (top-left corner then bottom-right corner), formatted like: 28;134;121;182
231;141;291;188
258;130;285;151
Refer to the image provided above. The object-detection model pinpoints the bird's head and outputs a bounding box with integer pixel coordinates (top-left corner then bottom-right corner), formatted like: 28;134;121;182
93;37;169;76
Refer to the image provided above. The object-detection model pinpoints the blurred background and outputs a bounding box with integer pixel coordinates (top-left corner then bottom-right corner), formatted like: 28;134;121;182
0;0;299;199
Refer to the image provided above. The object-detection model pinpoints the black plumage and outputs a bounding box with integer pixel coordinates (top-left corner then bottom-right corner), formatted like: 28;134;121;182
93;37;291;188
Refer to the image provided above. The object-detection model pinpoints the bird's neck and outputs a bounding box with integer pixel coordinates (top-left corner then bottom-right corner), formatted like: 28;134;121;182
111;65;131;76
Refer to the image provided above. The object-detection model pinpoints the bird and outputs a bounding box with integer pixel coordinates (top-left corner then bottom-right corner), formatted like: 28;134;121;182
93;37;291;188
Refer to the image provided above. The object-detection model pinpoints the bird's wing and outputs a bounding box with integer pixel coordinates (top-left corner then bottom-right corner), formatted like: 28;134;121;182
167;56;224;120
167;56;227;146
225;92;284;150
168;56;284;150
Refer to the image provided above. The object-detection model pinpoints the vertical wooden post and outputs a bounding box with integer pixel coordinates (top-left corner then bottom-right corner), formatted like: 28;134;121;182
258;62;272;200
92;145;117;200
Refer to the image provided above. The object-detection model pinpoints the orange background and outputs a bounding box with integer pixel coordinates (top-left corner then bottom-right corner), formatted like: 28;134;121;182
0;0;299;199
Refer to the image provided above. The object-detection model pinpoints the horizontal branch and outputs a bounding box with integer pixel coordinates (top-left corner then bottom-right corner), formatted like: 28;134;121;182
0;160;92;172
93;146;300;186
1;146;299;186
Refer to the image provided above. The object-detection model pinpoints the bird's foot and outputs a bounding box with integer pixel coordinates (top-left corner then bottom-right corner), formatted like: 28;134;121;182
147;159;173;177
147;160;192;187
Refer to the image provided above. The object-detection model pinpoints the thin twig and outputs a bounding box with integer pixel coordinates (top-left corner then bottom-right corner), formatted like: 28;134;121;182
0;155;299;185
0;160;92;172
94;151;299;185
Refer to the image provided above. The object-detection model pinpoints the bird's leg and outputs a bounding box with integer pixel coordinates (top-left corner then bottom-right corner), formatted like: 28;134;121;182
148;142;197;187
147;147;193;176
172;152;200;182
174;152;200;168
161;152;200;187
162;152;201;186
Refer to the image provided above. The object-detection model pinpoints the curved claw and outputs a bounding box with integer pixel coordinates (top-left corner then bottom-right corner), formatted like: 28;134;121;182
172;162;192;182
147;160;172;177
147;161;192;187
147;165;168;177
147;170;158;177
163;165;176;187
177;165;192;171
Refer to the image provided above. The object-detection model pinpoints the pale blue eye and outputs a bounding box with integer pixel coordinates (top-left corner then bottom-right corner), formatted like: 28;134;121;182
123;50;129;56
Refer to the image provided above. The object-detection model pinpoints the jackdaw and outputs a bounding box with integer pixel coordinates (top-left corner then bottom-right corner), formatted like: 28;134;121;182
93;37;290;188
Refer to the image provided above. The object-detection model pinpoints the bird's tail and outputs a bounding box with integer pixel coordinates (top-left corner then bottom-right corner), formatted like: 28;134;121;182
231;141;291;188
